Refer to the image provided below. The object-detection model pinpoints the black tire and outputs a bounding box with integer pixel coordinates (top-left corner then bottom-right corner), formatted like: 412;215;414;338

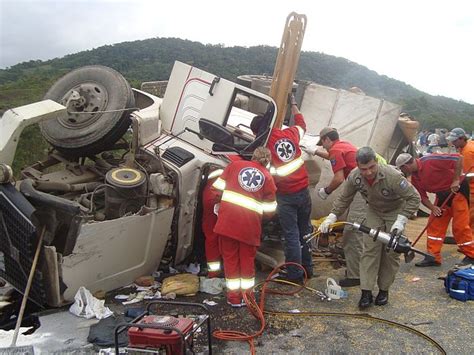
41;65;135;157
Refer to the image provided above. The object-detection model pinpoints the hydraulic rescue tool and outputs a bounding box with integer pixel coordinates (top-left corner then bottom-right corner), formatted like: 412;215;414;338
304;222;435;263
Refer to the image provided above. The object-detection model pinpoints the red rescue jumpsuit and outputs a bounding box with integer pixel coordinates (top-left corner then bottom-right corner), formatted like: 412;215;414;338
213;160;277;306
202;169;224;277
411;155;474;263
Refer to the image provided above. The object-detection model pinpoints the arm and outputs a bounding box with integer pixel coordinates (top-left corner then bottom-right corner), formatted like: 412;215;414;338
451;155;463;192
325;170;345;194
331;178;358;217
314;148;330;160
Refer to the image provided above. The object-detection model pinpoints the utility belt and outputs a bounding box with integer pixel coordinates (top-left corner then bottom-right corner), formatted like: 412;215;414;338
436;178;470;207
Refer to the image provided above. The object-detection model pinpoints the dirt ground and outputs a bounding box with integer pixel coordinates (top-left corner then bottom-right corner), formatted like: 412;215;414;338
103;216;473;354
2;216;472;354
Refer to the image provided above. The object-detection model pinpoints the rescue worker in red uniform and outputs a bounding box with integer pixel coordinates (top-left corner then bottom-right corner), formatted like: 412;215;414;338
396;153;474;266
250;96;313;282
202;167;224;277
212;147;277;307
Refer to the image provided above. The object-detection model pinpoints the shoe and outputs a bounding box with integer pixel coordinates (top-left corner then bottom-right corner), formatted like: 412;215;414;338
375;290;389;306
458;256;474;266
227;300;245;308
339;278;360;287
358;290;373;309
303;266;314;279
443;236;456;245
415;257;441;267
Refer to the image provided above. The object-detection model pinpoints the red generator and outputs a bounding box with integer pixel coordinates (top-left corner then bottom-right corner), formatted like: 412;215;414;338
114;301;212;355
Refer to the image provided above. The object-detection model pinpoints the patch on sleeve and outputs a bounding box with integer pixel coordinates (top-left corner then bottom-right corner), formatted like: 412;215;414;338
399;179;409;190
330;158;336;166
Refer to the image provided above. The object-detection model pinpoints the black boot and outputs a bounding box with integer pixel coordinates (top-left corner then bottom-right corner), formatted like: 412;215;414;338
415;257;441;267
375;290;389;306
358;290;373;309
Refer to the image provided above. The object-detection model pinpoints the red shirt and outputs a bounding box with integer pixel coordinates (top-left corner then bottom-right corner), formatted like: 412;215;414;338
213;160;277;246
266;113;308;194
328;140;357;178
411;154;460;200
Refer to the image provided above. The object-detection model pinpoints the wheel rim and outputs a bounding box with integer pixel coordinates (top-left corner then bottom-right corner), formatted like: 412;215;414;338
58;82;109;129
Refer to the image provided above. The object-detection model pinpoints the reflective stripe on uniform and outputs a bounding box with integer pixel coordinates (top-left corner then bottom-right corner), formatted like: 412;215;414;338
208;169;224;180
222;190;264;214
226;278;240;290
213;177;226;191
240;278;255;290
262;201;277;213
428;236;443;241
457;240;474;246
296;126;305;140
270;157;304;177
207;261;221;272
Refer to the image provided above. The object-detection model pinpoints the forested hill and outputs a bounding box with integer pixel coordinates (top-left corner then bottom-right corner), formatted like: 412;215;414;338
1;37;473;131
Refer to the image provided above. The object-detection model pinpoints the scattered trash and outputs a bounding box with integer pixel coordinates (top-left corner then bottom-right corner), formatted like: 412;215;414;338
93;290;106;300
411;277;421;282
163;292;176;300
169;266;179;274
203;299;218;306
144;291;162;300
69;286;113;319
162;274;199;296
199;277;225;294
122;291;147;305
153;270;162;279
134;275;155;287
114;294;129;301
289;309;301;313
185;262;201;275
325;278;348;299
289;330;302;337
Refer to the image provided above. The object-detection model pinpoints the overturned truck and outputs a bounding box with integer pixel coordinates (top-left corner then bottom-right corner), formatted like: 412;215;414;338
0;61;413;307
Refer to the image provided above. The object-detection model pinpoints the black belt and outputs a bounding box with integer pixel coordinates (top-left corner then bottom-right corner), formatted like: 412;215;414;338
436;178;470;207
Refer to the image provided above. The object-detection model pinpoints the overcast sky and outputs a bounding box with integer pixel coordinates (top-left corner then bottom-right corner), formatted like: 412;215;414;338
1;0;473;104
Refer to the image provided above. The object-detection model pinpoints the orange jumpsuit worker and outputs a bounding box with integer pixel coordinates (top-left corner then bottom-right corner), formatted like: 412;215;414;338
396;153;474;266
212;147;277;307
446;127;474;229
202;168;224;277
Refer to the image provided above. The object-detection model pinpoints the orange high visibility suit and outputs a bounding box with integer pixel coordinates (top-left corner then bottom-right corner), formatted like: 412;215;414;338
460;140;474;229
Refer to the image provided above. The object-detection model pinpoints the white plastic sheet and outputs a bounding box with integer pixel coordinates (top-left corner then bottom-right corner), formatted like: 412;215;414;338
69;287;113;319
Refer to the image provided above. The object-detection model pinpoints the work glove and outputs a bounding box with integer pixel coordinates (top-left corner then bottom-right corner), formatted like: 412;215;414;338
390;214;408;234
301;145;317;156
318;187;330;200
213;203;220;216
318;213;337;233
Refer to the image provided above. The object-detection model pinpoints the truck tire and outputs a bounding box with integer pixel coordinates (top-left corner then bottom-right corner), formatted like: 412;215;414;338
40;65;135;157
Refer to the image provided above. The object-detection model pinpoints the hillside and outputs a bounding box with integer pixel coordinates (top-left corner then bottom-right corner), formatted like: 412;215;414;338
1;37;473;171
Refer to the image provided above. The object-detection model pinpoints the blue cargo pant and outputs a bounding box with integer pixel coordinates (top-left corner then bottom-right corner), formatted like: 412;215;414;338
276;187;313;279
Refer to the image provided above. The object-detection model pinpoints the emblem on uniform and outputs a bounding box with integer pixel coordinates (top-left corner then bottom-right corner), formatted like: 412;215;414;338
381;188;390;196
274;138;296;162
238;167;265;192
330;159;336;166
399;179;408;190
355;177;362;185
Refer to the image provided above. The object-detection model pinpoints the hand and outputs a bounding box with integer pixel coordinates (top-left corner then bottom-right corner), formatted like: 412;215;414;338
318;213;337;233
430;205;443;217
318;187;330;200
301;145;316;155
390;214;408;234
450;179;460;193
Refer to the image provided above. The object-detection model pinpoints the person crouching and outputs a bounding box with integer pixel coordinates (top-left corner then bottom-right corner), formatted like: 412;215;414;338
212;147;277;307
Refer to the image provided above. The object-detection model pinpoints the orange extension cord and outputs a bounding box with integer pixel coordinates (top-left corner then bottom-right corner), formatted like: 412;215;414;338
212;262;308;354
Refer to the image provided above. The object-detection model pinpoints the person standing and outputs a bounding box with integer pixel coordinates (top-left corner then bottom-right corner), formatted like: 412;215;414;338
212;147;277;307
319;147;420;309
202;167;224;278
312;127;365;287
396;153;474;266
251;96;313;282
446;128;474;230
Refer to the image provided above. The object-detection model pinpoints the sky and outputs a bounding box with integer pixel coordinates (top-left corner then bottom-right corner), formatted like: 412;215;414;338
1;0;473;104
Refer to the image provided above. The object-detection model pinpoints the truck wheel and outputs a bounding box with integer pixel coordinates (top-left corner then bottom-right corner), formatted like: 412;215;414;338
40;65;135;157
